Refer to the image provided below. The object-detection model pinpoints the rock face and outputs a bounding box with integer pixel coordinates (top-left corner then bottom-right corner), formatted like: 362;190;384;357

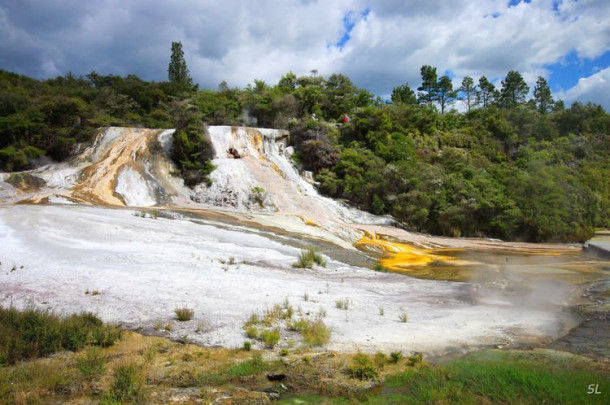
0;127;183;207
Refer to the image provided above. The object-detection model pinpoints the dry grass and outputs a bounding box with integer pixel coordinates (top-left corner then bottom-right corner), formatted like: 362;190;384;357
2;331;605;404
174;307;194;321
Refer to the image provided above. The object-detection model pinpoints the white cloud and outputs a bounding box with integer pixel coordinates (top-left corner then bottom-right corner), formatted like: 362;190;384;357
0;0;608;107
557;67;610;110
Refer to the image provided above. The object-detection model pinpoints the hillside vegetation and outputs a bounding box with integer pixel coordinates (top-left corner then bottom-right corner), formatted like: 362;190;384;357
1;68;608;242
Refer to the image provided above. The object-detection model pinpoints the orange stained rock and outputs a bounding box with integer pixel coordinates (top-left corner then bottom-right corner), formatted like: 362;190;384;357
71;128;158;206
355;232;454;269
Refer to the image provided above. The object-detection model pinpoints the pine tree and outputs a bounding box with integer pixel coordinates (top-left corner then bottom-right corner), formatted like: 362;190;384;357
417;65;438;106
500;70;529;108
168;41;193;88
533;76;554;114
437;75;457;114
478;76;497;108
459;76;479;111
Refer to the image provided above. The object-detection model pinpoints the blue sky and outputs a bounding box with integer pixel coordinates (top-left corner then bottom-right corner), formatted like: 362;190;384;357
1;0;608;110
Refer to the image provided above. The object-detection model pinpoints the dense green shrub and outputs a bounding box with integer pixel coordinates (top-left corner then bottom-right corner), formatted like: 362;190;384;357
0;306;121;365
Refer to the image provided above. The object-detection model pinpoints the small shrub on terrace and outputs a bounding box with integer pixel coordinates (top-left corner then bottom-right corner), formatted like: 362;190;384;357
374;352;388;368
260;328;281;348
76;347;106;378
245;326;259;339
290;318;310;332
374;263;387;272
108;362;146;403
408;352;423;366
335;298;349;310
174;307;194;321
390;351;403;363
243;341;252;351
346;353;378;380
292;248;326;269
302;320;331;347
244;313;260;328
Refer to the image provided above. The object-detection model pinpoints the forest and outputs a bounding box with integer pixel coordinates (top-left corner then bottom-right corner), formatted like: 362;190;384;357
0;63;608;243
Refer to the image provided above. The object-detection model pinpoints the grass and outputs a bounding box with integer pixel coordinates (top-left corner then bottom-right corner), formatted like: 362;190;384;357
0;305;120;365
259;328;281;348
374;263;388;272
106;362;146;403
398;312;408;323
292;248;326;269
389;351;403;364
174;307;194;321
346;353;379;381
302;320;331;347
76;347;106;378
335;298;349;310
226;353;265;378
378;351;610;404
2;330;608;405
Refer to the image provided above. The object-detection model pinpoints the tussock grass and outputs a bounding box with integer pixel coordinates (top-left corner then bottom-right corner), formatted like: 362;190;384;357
302;320;331;347
106;362;146;403
0;305;120;365
335;298;349;310
346;353;379;381
292;248;326;268
174;307;194;321
259;328;280;348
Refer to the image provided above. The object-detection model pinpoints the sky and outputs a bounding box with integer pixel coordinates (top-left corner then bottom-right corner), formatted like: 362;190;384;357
1;0;609;110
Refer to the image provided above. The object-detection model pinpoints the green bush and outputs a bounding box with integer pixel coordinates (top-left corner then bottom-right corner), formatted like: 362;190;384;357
346;353;379;380
107;362;145;403
390;351;403;363
302;320;331;347
76;347;106;378
0;306;120;365
292;248;326;268
174;307;194;321
260;328;281;349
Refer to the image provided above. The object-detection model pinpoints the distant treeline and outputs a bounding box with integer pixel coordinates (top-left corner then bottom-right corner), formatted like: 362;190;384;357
0;68;608;242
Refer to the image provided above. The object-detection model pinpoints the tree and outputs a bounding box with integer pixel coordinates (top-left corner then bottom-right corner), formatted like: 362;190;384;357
500;70;529;108
478;76;497;108
417;65;438;106
391;83;417;105
437;75;457;114
533;76;554;114
168;41;193;88
459;76;478;111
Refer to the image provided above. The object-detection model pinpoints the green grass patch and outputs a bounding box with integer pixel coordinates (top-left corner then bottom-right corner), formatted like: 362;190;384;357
226;353;265;378
380;351;609;404
0;305;121;365
293;248;326;268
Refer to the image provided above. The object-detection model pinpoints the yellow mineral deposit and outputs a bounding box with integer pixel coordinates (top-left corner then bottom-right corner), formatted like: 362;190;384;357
355;230;456;270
